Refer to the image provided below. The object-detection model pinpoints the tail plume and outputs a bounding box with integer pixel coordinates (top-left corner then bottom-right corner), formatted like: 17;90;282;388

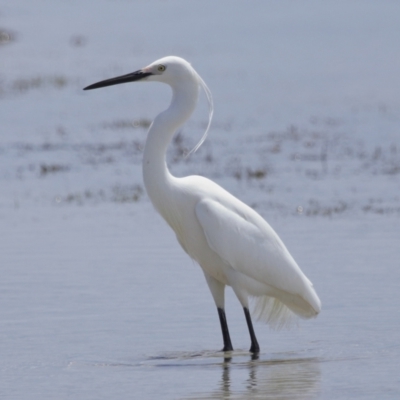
251;290;321;330
252;296;297;329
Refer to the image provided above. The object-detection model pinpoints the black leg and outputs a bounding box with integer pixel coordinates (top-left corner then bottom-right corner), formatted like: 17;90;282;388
217;307;233;352
244;307;260;354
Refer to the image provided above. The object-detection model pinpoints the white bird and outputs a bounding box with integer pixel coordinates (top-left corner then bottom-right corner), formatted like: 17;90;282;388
84;56;321;353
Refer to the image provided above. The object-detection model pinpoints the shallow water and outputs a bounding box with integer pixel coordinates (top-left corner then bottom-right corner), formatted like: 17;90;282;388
1;0;400;398
1;207;399;399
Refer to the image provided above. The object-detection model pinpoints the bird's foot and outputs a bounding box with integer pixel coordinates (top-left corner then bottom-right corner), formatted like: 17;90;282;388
222;344;233;352
249;344;260;354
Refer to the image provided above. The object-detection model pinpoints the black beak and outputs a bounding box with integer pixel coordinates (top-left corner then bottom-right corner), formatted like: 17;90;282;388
83;69;152;90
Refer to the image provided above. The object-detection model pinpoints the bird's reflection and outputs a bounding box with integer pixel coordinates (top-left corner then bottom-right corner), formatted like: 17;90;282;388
186;353;321;400
221;356;231;393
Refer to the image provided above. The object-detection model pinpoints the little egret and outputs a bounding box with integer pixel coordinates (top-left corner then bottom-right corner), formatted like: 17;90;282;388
84;56;321;353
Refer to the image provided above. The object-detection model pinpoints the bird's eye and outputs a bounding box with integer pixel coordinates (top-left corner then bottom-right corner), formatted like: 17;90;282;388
157;64;166;72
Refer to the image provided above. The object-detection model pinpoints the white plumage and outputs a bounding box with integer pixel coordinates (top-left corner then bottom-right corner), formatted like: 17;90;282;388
84;56;321;353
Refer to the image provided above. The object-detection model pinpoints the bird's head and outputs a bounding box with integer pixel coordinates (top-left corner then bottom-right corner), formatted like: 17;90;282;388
83;56;198;90
84;56;213;156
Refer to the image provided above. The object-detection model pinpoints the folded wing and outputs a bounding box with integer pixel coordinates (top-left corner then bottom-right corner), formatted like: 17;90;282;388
195;198;321;319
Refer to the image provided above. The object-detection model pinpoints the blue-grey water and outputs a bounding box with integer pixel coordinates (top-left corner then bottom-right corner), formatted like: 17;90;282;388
1;1;400;398
2;207;399;399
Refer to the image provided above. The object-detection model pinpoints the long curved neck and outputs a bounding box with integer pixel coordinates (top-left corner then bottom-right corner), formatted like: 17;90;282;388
143;79;199;212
